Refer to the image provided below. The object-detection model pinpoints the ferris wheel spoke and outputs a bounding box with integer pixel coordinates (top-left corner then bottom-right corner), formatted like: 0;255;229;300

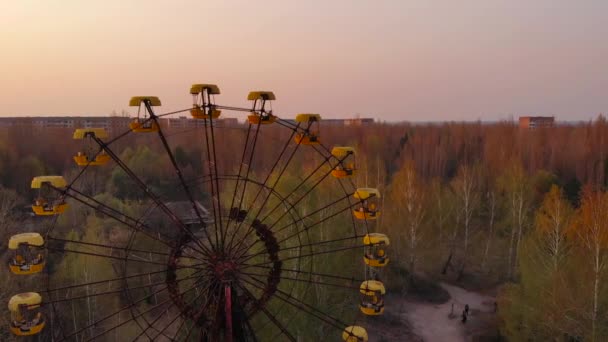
83;278;205;342
225;122;304;255
241;271;360;291
46;245;207;269
237;194;355;257
239;275;348;335
224;125;253;248
235;282;296;342
131;281;207;342
174;281;218;340
52;186;181;250
338;177;364;237
151;113;218;251
182;281;222;341
149;280;213;341
224;126;266;254
40;268;184;294
239;234;361;264
243;264;364;284
244;243;367;268
87;292;175;341
203;115;227;250
256;151;336;224
54;284;170;342
44;272;202;305
46;237;192;260
89;135;214;257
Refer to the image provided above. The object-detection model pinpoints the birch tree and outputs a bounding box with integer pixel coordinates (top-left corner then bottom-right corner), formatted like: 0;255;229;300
535;185;572;273
573;189;608;341
481;189;497;272
389;161;425;279
499;162;530;279
452;164;480;278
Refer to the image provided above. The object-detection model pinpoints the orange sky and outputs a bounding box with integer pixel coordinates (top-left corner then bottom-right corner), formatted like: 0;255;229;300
1;1;607;121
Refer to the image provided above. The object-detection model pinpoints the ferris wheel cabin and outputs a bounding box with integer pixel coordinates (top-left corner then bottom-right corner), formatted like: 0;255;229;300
353;188;381;220
342;325;368;342
8;292;45;336
31;176;67;216
294;113;321;145
247;91;277;124
8;233;45;275
359;280;386;316
331;146;356;178
72;128;110;166
363;233;390;267
190;83;222;120
129;96;161;132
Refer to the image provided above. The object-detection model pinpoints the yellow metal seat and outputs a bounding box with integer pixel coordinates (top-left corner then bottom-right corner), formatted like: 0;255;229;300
342;326;368;342
129;96;161;133
129;96;162;107
294;114;321;145
353;188;381;220
129;120;160;133
31;176;66;189
191;107;222;120
31;176;67;216
73;151;110;166
359;280;385;316
8;233;45;275
363;233;390;267
190;84;222;120
248;91;276;124
247;91;276;101
8;293;45;336
73;129;111;166
32;202;67;216
190;84;221;95
331;147;356;178
73;128;108;140
248;113;277;125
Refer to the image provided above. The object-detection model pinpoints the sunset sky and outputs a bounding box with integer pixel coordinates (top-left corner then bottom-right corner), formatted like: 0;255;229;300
1;1;607;121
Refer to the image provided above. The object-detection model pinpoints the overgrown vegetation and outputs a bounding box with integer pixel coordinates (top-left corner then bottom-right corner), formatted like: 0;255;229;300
2;116;608;340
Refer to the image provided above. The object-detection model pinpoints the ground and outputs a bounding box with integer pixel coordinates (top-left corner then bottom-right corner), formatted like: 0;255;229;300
370;283;498;342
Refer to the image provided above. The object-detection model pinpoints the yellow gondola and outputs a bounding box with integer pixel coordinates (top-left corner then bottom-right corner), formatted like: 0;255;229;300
247;91;276;125
359;280;385;316
363;233;390;268
331;147;356;178
342;326;368;342
8;233;45;275
353;188;381;220
8;293;45;336
31;176;67;216
294;114;321;145
190;84;222;119
129;96;161;133
72;128;111;166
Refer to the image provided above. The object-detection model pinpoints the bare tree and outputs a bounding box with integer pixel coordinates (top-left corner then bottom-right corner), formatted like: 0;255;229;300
574;189;608;342
481;190;497;272
390;161;425;279
452;164;480;278
535;185;572;273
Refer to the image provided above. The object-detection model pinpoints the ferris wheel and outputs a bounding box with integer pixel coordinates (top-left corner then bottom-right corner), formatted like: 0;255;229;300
7;84;390;341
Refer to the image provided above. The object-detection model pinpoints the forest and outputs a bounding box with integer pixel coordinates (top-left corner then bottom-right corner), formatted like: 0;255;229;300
2;116;608;341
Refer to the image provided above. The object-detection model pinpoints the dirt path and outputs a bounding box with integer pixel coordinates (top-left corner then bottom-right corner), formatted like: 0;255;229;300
402;283;496;342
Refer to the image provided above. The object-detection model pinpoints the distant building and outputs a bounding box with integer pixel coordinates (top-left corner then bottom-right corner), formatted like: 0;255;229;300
0;116;131;132
519;116;554;129
344;118;374;126
319;118;374;126
0;116;240;132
